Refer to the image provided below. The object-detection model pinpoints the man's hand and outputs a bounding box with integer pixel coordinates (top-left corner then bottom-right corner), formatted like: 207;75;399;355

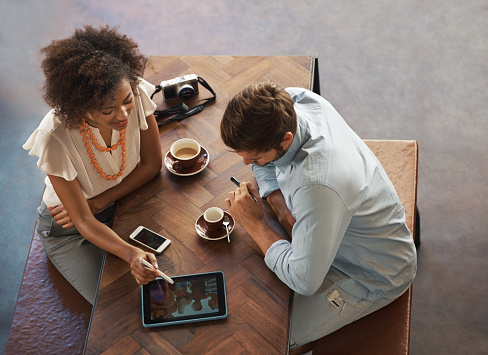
225;181;264;230
225;181;283;255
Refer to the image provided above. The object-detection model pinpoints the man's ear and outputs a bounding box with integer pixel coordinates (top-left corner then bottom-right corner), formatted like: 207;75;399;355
280;132;294;150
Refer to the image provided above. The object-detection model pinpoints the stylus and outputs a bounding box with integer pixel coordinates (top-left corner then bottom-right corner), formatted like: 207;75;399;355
230;176;258;202
140;259;174;284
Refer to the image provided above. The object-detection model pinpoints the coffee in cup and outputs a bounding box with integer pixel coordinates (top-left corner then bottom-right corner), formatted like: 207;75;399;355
170;138;201;171
203;207;224;231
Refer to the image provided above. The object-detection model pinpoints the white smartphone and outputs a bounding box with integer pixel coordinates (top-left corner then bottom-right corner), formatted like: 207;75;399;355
129;226;171;254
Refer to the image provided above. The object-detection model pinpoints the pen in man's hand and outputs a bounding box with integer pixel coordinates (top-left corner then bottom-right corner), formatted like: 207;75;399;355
141;259;174;284
230;176;258;202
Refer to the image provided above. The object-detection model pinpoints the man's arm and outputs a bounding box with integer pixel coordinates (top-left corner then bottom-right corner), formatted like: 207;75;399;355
265;185;352;295
252;163;280;198
226;182;351;295
225;181;282;256
266;190;296;237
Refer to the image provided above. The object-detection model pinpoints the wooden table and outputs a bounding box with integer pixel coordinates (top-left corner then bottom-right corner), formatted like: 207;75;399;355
84;56;314;354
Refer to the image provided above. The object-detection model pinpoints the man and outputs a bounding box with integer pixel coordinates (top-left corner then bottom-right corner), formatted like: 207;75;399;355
221;81;417;349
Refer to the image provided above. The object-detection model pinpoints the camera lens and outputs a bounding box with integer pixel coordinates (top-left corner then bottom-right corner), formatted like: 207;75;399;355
177;84;195;100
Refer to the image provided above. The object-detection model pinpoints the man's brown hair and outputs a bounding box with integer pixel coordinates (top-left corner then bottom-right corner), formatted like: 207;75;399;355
220;81;296;153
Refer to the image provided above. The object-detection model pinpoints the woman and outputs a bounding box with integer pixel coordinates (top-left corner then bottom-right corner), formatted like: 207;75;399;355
23;25;162;304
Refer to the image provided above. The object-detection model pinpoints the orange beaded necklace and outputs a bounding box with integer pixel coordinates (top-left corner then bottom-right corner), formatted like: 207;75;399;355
78;119;127;180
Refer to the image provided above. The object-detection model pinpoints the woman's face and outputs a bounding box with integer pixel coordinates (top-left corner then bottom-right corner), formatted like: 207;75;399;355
86;79;134;131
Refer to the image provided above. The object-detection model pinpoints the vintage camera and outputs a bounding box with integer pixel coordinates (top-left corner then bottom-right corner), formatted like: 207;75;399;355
160;74;199;101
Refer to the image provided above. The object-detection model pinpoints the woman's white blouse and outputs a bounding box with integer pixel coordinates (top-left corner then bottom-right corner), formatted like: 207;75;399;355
23;78;157;207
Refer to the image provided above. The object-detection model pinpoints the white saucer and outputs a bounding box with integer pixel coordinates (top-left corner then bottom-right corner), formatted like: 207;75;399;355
164;146;209;176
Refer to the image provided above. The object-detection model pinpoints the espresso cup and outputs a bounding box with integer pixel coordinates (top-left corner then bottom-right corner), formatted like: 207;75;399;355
203;207;224;231
170;138;201;172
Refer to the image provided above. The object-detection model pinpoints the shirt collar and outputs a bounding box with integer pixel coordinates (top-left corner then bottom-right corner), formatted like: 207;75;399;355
271;114;306;170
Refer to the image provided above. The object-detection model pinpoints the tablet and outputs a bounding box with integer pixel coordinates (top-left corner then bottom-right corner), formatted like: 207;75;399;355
141;271;227;328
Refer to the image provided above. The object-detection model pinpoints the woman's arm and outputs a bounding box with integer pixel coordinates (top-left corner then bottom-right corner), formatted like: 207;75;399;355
48;173;159;284
47;114;163;283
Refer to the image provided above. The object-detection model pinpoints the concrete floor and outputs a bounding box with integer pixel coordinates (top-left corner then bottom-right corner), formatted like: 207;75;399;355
1;0;487;353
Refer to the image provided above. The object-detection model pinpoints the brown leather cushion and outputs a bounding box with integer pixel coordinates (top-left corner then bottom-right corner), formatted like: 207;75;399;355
312;140;418;354
313;288;412;355
364;140;418;237
4;230;91;354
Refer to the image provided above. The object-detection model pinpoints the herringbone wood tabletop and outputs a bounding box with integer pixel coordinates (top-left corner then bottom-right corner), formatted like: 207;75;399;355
85;56;313;354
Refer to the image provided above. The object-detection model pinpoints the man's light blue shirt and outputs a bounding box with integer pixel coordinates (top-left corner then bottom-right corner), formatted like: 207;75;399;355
255;88;417;299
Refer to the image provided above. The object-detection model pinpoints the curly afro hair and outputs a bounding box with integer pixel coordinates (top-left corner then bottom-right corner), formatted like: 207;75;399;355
40;25;146;129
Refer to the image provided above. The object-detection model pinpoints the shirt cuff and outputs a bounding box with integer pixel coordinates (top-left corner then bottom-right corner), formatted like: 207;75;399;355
264;239;291;272
252;163;280;198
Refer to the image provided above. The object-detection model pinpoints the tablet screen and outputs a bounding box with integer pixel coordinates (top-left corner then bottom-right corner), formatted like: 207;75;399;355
141;271;227;327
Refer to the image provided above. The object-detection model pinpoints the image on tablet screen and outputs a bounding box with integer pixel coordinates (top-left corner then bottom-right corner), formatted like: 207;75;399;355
149;276;219;321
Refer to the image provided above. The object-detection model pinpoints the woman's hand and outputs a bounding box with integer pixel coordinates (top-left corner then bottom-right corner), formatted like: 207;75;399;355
48;204;74;229
129;249;160;285
48;200;102;229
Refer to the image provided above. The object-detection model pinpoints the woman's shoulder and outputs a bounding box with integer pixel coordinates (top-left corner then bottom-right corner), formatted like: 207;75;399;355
23;110;70;151
137;77;156;96
37;109;67;134
133;78;158;123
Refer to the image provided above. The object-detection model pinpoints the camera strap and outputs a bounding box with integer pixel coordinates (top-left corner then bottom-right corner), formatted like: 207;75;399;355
151;76;216;127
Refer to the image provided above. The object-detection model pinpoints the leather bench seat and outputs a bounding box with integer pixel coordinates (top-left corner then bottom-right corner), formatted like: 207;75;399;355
311;140;419;355
4;230;92;354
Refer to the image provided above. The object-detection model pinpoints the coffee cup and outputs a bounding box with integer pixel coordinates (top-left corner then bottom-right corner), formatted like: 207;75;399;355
203;207;224;231
170;138;201;172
